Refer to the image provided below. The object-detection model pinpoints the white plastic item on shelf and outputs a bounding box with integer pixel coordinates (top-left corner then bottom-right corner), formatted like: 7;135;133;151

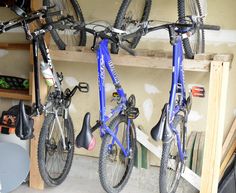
40;61;55;86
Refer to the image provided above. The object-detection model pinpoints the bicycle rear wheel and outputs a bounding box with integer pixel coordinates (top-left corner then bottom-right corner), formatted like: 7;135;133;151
178;0;205;59
99;115;136;193
38;112;74;186
43;0;86;50
111;0;152;54
159;115;186;193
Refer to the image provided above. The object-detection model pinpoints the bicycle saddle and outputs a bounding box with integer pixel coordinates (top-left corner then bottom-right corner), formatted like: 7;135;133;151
15;100;34;140
151;104;167;141
76;112;96;150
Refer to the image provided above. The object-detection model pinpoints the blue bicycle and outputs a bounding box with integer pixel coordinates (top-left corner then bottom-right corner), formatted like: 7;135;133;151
75;24;139;193
145;19;220;193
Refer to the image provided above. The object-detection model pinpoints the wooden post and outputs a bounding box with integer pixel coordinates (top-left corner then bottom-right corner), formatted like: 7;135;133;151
200;61;230;193
29;0;46;190
29;58;47;190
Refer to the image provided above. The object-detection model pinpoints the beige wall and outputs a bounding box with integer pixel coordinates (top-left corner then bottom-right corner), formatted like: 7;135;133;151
0;1;235;161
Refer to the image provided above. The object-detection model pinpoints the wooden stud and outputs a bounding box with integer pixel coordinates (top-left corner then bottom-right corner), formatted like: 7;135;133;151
186;131;197;169
192;132;201;173
0;43;30;50
50;49;214;72
134;142;142;169
196;132;205;176
221;118;236;161
220;140;236;178
29;73;47;190
200;61;230;193
0;89;31;100
30;0;42;11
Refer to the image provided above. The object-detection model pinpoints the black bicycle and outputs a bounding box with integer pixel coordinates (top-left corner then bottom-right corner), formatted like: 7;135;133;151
0;6;89;186
43;0;87;50
178;0;205;59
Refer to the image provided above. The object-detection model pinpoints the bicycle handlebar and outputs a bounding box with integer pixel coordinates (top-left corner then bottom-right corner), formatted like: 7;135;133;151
0;7;62;35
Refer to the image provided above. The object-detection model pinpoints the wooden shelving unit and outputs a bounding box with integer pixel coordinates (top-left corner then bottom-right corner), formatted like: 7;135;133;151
0;89;31;100
0;43;32;101
1;1;233;193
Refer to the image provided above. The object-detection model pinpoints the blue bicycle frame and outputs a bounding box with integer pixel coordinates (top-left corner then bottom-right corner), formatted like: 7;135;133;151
96;39;131;158
168;36;188;162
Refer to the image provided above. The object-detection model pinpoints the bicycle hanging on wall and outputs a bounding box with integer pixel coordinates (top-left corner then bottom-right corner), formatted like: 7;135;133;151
0;6;89;186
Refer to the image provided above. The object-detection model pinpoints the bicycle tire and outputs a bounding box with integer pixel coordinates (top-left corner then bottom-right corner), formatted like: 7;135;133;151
159;115;186;193
38;113;74;186
99;115;137;193
178;0;205;59
43;0;86;50
111;0;152;54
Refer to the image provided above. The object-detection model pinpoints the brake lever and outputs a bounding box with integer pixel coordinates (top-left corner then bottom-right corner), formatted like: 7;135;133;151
22;20;32;40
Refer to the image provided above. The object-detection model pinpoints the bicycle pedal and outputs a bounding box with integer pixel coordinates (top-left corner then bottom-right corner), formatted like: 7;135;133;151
112;92;119;97
126;107;139;119
191;86;205;97
78;82;89;93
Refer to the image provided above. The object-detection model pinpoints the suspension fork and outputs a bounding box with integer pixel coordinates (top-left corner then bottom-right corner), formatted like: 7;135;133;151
48;109;67;150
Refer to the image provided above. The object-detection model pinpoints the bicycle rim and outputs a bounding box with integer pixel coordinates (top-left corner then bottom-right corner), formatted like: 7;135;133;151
178;0;205;59
160;115;185;193
186;0;205;52
43;0;86;49
38;113;74;186
111;0;151;53
99;115;136;192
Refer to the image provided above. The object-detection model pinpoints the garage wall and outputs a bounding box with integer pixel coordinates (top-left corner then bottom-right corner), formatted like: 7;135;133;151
0;0;235;161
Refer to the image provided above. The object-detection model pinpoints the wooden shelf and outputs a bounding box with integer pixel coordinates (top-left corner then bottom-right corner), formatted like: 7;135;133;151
0;43;30;50
0;89;31;100
50;48;233;72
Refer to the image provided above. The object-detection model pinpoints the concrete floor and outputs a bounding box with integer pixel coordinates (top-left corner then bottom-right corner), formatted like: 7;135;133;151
12;155;198;193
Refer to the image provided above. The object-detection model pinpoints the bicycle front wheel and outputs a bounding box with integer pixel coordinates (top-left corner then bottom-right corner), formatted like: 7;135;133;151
43;0;86;50
178;0;205;59
159;115;186;193
99;115;136;193
38;113;74;186
111;0;152;54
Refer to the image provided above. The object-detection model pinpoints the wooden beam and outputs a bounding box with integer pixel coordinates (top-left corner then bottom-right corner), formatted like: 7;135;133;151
50;49;218;72
30;0;42;11
200;61;230;193
221;118;236;160
0;43;30;50
0;89;31;100
220;140;236;177
29;73;47;190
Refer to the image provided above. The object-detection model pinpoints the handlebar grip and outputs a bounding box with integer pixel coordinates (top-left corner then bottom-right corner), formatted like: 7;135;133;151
119;44;136;56
200;24;220;31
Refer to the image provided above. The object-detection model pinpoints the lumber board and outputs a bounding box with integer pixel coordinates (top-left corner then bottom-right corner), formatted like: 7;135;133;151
0;43;30;50
192;132;201;173
222;118;236;161
200;61;230;193
0;89;31;100
197;132;205;176
29;73;47;190
186;131;197;169
134;142;142;168
50;49;211;72
220;140;236;178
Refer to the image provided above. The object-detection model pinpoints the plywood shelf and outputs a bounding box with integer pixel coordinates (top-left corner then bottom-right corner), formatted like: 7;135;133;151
0;89;31;100
0;43;30;50
50;48;233;73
